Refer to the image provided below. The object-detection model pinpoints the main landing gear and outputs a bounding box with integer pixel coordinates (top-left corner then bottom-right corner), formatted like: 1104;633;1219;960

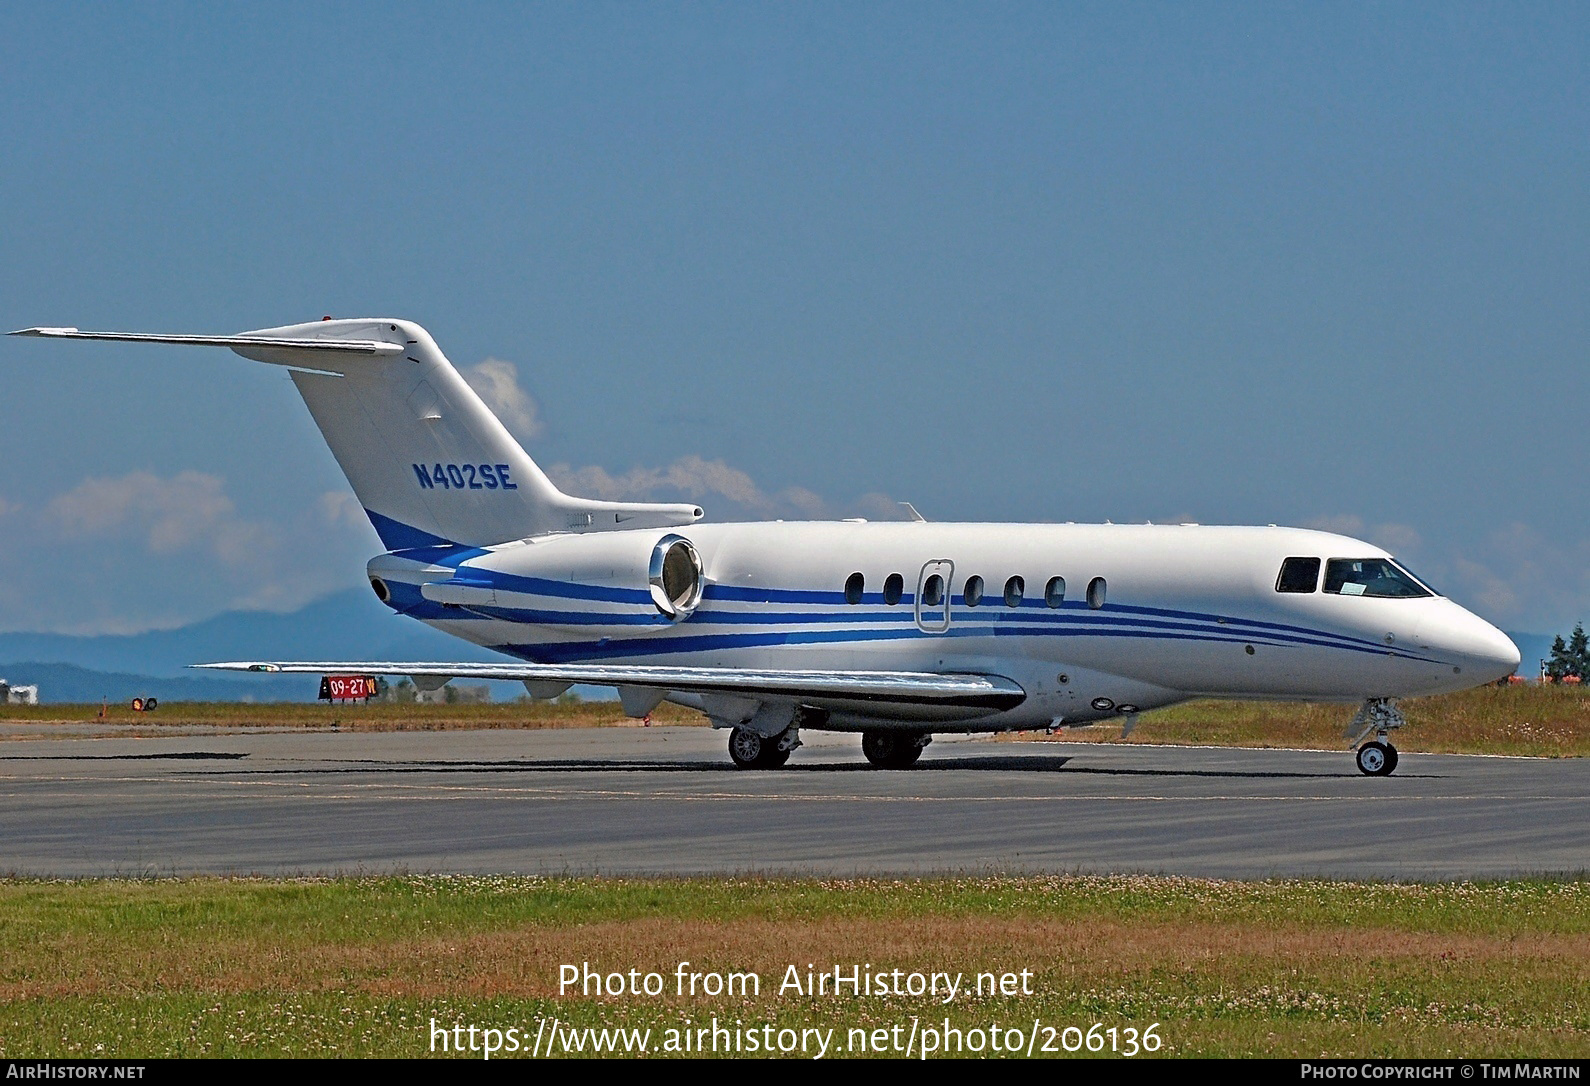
861;730;931;769
728;726;799;769
1346;698;1406;776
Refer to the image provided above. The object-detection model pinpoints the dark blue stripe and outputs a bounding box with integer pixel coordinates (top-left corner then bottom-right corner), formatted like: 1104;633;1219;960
492;622;1429;665
486;572;1393;656
365;509;455;551
429;592;1420;659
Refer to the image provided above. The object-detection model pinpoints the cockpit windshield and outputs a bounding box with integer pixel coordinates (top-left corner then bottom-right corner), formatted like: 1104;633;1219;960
1323;558;1434;599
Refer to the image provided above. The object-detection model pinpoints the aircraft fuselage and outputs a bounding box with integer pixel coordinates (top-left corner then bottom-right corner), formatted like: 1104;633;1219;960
368;520;1520;733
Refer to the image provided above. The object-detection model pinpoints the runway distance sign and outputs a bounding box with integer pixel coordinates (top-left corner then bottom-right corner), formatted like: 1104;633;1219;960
319;675;379;702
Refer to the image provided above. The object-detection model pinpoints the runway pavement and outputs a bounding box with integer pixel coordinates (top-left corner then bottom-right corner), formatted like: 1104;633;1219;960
0;725;1584;878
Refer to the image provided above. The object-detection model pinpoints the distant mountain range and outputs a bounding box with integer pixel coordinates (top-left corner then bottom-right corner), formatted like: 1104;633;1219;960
0;588;1561;703
0;588;513;704
0;662;320;704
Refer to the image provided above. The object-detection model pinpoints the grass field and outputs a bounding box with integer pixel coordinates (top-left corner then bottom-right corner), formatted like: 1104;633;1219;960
4;684;1587;759
1037;684;1590;759
0;876;1587;1058
0;696;705;733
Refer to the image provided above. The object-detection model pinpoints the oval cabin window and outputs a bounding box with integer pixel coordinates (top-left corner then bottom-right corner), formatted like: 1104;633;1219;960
1087;577;1107;610
883;573;904;605
845;572;865;604
1045;576;1065;608
1004;576;1024;607
964;575;984;607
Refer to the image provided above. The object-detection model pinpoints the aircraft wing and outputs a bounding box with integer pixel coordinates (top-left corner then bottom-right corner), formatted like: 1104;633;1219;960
192;660;1025;713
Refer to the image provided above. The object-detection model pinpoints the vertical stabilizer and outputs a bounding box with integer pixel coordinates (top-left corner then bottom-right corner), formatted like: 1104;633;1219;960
243;319;702;549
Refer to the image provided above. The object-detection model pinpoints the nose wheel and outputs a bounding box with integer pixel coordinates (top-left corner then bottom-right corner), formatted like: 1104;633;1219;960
1355;740;1399;776
1346;698;1406;776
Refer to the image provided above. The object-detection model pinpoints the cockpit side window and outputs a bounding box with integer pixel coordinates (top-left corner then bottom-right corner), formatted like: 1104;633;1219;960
1323;558;1434;598
1275;557;1321;593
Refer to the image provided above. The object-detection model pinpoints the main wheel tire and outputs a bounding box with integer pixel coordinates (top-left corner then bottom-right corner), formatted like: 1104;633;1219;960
729;728;790;769
861;731;925;769
1383;744;1399;775
1356;741;1392;776
728;727;765;769
892;742;923;768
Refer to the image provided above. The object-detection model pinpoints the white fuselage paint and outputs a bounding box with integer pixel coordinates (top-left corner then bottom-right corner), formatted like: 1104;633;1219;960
368;521;1521;733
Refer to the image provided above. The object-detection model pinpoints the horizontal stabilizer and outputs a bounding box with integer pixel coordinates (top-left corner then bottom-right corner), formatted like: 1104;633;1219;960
14;316;704;545
193;660;1026;711
9;327;403;356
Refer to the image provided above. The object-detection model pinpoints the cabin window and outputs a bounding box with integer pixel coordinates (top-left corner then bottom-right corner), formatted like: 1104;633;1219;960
883;573;904;605
1044;576;1066;608
922;574;944;607
1323;558;1433;599
1003;576;1024;607
1275;557;1320;593
964;575;984;607
845;572;864;604
1087;576;1107;609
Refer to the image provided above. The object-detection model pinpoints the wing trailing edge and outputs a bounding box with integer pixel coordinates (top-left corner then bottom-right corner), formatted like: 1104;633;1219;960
192;661;1026;713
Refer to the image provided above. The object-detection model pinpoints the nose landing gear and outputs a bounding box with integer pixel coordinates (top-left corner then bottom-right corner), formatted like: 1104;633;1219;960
1355;740;1399;776
1347;698;1406;776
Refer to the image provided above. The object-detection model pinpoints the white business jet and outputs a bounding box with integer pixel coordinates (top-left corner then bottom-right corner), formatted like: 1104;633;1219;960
12;319;1520;775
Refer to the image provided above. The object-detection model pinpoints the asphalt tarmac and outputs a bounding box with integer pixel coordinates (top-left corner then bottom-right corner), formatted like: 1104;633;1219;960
0;725;1584;878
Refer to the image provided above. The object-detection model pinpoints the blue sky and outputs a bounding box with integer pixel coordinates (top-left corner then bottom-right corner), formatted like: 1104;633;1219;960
1;3;1585;635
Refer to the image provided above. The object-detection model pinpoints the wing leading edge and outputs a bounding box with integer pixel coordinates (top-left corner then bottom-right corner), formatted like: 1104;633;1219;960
192;661;1026;715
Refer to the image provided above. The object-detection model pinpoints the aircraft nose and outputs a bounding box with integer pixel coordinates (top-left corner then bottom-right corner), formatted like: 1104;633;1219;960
1449;612;1521;683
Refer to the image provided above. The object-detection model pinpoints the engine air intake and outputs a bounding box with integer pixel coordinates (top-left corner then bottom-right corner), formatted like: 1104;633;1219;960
649;535;703;620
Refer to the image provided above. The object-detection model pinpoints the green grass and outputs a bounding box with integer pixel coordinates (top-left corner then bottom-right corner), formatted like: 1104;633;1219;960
0;697;707;732
8;685;1588;758
2;876;1588;1058
1026;684;1590;758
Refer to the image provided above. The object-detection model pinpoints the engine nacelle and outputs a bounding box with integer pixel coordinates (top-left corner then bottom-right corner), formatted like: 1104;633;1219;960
647;533;705;618
369;530;706;625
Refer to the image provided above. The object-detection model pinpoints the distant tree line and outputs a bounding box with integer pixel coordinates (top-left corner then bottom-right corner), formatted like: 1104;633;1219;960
1544;623;1590;682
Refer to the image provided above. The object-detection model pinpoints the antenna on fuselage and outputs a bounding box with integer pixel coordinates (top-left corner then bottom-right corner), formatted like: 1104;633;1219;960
899;502;926;523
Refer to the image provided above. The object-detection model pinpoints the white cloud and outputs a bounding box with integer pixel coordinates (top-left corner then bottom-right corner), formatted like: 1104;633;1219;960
1304;513;1366;537
550;455;771;510
0;471;378;635
317;490;369;533
546;456;911;522
463;358;543;440
1304;514;1421;554
43;470;263;561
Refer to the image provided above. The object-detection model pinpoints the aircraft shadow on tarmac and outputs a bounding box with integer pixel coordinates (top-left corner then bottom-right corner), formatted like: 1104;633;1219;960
0;752;249;761
184;755;1406;780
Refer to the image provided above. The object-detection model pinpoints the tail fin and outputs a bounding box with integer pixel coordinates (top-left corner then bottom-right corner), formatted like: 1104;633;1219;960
12;319;701;549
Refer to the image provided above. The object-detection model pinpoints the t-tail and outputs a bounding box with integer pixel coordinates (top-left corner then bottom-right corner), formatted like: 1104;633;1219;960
10;319;702;549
